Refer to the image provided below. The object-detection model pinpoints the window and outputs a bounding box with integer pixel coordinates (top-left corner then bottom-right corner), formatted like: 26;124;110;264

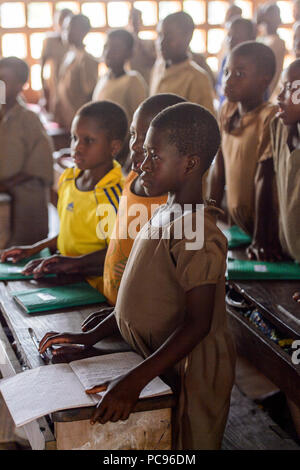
0;0;295;100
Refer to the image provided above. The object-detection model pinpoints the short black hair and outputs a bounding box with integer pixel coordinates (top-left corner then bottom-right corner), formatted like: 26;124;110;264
0;57;29;84
70;13;91;34
163;11;194;37
230;17;256;41
288;58;300;74
138;93;187;118
151;103;220;173
231;40;276;82
76;101;128;142
108;29;134;53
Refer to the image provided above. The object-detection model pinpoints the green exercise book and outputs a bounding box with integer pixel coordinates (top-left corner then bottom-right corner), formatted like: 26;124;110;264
0;248;52;280
223;225;252;249
227;258;300;280
12;282;106;314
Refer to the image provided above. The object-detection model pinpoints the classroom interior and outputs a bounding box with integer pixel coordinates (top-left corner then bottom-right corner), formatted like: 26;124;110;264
0;0;299;452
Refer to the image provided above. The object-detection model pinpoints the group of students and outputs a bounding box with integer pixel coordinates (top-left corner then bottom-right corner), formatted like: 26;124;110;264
1;2;300;451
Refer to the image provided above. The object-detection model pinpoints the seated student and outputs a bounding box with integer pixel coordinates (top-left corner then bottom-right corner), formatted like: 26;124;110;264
39;103;236;450
150;11;215;115
216;17;256;106
1;101;127;293
40;8;73;115
0;57;53;246
54;14;99;131
92;29;148;128
271;59;300;264
208;41;279;260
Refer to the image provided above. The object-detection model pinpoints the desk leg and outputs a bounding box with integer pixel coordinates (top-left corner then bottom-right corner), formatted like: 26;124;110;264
286;396;300;439
55;408;172;450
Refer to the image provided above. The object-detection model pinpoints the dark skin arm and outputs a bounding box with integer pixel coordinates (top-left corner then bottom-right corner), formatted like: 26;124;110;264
247;158;283;261
207;148;225;208
85;284;216;424
22;249;107;278
1;236;58;263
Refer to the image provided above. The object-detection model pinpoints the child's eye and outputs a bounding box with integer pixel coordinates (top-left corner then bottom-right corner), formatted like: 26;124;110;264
84;137;95;144
235;71;244;78
152;154;160;161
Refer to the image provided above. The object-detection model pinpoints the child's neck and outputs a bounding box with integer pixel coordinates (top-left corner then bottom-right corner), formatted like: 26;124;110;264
76;161;114;191
131;174;148;197
238;96;264;115
167;53;189;67
110;66;126;78
1;97;18;115
168;177;203;209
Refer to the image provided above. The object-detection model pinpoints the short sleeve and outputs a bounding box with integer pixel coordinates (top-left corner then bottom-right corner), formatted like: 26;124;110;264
80;54;99;96
126;74;148;120
170;237;226;292
257;107;278;163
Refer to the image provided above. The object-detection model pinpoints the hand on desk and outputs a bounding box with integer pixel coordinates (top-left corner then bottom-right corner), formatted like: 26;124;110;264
1;245;37;263
293;292;300;304
86;373;141;424
22;255;81;278
81;307;114;332
246;242;284;262
39;330;95;355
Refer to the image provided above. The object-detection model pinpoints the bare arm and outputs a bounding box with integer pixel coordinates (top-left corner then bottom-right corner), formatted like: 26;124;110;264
207;148;225;207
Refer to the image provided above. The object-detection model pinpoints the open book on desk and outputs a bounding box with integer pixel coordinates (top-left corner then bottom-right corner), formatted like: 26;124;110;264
0;351;172;427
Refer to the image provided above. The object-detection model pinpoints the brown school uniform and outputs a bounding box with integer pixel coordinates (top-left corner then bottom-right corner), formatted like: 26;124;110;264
129;38;156;85
41;33;69;115
150;59;215;115
0;98;54;245
219;100;278;235
55;47;99;130
271;116;300;262
92;71;148;126
115;205;236;450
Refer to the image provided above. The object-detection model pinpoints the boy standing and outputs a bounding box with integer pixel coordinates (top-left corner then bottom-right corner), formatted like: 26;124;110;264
150;12;215;115
0;57;53;246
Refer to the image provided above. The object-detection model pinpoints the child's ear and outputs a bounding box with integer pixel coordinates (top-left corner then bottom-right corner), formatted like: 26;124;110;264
110;139;123;158
185;155;201;175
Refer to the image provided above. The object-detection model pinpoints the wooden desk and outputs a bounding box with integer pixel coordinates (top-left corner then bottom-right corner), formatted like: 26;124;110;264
0;280;175;450
226;249;300;409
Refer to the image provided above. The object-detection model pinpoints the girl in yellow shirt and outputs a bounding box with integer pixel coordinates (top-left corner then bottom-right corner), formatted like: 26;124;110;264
1;101;127;293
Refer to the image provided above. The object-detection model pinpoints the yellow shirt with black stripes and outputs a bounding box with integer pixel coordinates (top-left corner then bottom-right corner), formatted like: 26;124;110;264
57;160;124;293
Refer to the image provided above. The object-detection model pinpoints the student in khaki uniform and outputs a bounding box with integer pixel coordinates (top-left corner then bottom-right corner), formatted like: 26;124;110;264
39;103;236;450
54;14;99;131
92;29;147;128
271;59;300;263
208;41;279;261
0;57;53;246
150;11;215;115
2;101;128;294
40;8;73;114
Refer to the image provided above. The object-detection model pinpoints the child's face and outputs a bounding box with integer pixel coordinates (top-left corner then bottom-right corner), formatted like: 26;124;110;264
227;23;252;51
277;66;300;125
129;108;154;174
224;53;266;103
159;20;186;62
141;126;187;197
103;37;130;70
0;66;23;103
70;116;116;170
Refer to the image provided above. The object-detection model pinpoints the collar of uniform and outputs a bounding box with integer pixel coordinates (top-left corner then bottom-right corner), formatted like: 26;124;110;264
164;59;191;76
223;101;270;134
1;95;25;124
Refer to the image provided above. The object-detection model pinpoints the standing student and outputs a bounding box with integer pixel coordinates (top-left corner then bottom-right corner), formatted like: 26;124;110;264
39;103;236;450
54;14;98;131
208;41;279;260
40;8;73;114
1;101;127;293
150;11;215;115
0;57;53;246
92;29;147;128
271;59;300;263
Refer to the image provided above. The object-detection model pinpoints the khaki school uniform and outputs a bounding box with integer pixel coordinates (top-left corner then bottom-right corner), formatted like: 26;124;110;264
219;100;278;235
41;33;69;115
271;116;300;262
55;47;99;130
92;71;148;126
115;205;236;450
129;38;156;85
150;59;215;115
0;98;54;245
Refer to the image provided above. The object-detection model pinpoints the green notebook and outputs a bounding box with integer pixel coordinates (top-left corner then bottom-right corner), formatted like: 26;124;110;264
12;282;106;314
0;248;52;280
227;258;300;280
223;225;252;249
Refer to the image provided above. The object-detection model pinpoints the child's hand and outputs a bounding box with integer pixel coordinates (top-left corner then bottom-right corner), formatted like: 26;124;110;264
1;245;35;263
86;373;141;424
246;242;283;262
81;307;114;332
22;258;45;275
293;292;300;304
24;255;81;278
39;330;94;355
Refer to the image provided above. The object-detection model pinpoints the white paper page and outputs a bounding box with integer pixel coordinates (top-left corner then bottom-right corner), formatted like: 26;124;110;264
70;351;172;399
0;364;94;427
